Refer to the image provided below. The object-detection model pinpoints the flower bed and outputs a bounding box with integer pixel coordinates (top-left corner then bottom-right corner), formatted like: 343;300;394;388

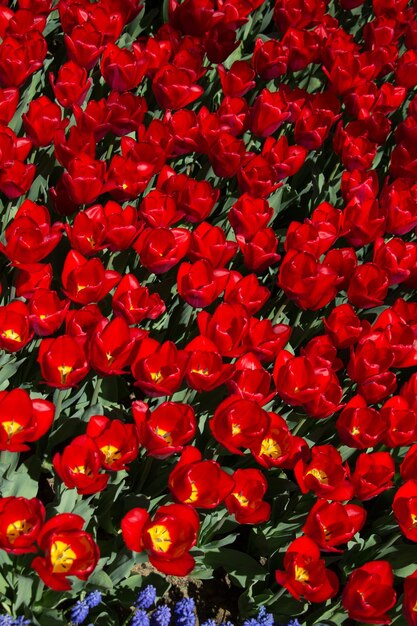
0;0;417;624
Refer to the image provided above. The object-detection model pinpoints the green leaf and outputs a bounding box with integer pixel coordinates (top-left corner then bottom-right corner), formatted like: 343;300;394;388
87;569;114;591
14;576;33;611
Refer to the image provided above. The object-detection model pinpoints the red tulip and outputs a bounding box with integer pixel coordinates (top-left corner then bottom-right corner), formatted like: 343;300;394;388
0;199;63;264
53;435;109;495
275;536;339;603
347;263;390;310
168;446;234;508
0;388;54;452
86;415;139;471
0;496;45;554
50;61;91;108
184;335;234;392
0;300;33;352
88;317;142;377
112;274;165;325
342;561;396;624
0;33;47;88
381;396;417;447
132;400;196;459
0;87;19;124
61;155;106;205
188;222;237;268
38;335;90;389
23;96;68;147
178;178;220;224
218;61;255;97
100;43;147;91
225;468;270;524
152;65;203;110
294;445;354;501
15;263;53;299
227;353;274;405
393;480;417;542
336;395;386;449
210;395;270;455
228;193;273;239
121;503;199;576
324;304;370;349
251;411;308;470
197;303;250;358
134;227;190;274
32;513;99;590
131;339;189;397
177;260;229;308
352;452;395;501
61;250;120;305
303;500;367;552
278;250;340;310
252;38;288;79
28;289;70;337
103;200;142;251
107;92;148;136
400;444;417;481
64;22;105;70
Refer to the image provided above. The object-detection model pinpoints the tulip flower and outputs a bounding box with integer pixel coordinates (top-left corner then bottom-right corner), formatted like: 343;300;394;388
122;503;199;576
0;388;54;452
342;561;396;624
225;469;271;524
168;446;234;509
32;513;99;591
132;401;196;459
275;536;339;603
0;496;45;554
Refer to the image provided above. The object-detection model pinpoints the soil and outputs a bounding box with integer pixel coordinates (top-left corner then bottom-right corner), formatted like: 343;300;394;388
134;562;241;624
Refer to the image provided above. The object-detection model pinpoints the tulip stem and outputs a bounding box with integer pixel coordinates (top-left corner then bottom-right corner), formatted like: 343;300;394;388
272;302;288;324
90;378;103;407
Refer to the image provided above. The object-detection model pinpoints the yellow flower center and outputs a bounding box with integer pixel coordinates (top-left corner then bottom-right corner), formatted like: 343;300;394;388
323;526;332;541
294;565;309;582
2;419;23;442
50;540;77;573
154;426;173;445
260;437;282;459
6;519;32;544
190;368;210;376
100;444;122;466
58;364;73;385
71;465;93;477
231;423;241;435
232;492;249;507
150;371;163;383
351;426;360;435
306;468;328;484
2;329;21;342
147;524;172;553
185;482;199;503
